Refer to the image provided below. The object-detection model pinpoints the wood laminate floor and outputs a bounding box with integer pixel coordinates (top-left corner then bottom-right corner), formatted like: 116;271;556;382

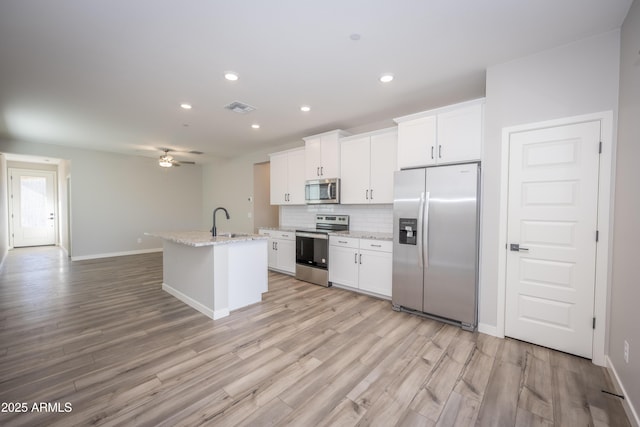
0;247;630;427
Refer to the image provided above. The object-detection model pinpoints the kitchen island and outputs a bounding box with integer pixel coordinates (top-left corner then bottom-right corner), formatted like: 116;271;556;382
145;231;268;320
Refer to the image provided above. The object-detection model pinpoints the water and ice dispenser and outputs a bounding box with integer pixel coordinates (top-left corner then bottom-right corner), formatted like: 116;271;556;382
398;218;417;245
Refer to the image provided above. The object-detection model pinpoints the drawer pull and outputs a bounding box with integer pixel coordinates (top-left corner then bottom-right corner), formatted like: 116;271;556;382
371;244;382;247
338;240;348;244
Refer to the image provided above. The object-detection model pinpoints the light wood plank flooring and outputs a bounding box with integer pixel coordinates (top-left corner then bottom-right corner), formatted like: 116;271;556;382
0;247;630;426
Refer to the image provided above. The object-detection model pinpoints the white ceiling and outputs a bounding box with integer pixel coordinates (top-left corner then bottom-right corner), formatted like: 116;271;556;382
0;0;632;162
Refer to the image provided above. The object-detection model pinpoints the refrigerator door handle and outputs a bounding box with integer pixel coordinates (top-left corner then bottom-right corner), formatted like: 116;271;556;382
417;192;425;269
423;191;430;268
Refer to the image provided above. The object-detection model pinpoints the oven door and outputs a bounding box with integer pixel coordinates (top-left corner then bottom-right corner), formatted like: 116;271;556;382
295;232;328;269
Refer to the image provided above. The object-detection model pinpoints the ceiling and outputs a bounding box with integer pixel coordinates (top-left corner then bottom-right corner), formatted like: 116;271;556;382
0;0;632;163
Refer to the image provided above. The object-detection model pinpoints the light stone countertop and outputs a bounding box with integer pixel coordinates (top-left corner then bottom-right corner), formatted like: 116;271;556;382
145;231;268;247
256;226;297;233
329;231;393;241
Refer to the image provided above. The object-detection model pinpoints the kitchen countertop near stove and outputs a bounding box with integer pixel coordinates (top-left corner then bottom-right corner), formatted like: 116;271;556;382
329;231;393;241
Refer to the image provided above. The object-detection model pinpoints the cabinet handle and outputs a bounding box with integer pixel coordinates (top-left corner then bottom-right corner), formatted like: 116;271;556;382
354;253;358;264
320;166;323;176
275;242;278;250
338;240;348;244
365;189;369;200
317;166;320;176
282;234;289;238
370;189;373;200
431;146;434;159
359;254;362;264
371;244;382;248
438;145;442;158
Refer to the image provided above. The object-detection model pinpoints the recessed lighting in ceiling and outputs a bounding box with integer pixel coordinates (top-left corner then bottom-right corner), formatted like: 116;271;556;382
180;103;192;110
350;33;361;41
224;72;239;81
379;74;394;83
300;105;311;112
251;124;260;129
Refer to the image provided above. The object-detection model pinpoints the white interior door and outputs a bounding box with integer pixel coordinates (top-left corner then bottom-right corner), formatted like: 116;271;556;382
505;121;600;358
10;168;57;247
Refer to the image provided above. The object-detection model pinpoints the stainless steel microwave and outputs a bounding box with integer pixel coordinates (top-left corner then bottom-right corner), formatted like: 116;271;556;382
305;178;340;204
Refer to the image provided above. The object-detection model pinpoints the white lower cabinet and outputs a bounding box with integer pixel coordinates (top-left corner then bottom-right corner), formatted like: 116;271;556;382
258;229;295;274
329;236;392;298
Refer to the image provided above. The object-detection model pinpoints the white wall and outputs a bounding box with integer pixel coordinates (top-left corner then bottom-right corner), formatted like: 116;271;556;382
0;154;8;266
480;31;621;329
0;138;203;258
610;0;640;419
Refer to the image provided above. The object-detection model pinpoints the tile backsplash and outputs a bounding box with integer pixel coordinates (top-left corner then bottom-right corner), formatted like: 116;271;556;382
280;204;393;233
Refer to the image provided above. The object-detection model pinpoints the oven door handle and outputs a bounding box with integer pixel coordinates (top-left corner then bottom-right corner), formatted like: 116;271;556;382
295;232;328;240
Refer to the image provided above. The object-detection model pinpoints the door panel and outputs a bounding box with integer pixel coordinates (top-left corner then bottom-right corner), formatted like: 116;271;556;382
505;121;600;358
10;169;57;247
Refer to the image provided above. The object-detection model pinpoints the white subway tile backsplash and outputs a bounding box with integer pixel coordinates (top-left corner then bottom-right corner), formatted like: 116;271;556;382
280;204;393;233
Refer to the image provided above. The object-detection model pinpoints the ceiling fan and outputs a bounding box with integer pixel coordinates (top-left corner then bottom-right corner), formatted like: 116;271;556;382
158;148;199;167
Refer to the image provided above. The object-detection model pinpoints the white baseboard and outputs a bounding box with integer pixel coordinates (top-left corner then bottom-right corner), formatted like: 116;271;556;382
213;308;230;319
478;322;502;337
71;247;162;261
162;283;217;320
606;356;640;427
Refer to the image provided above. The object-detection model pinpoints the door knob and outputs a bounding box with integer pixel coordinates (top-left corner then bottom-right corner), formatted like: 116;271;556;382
509;243;529;252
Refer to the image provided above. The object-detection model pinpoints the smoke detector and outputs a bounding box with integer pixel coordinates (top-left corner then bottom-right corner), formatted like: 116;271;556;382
224;101;256;114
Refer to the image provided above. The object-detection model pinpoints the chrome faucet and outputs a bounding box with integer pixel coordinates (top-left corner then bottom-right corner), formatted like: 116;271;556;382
212;207;230;237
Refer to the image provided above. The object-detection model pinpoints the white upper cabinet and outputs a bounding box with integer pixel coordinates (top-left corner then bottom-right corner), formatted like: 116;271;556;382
395;99;484;169
340;128;397;204
269;148;305;205
397;115;437;168
304;130;350;180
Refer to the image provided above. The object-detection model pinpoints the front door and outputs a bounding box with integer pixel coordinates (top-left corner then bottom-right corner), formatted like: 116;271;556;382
505;121;600;358
9;168;57;247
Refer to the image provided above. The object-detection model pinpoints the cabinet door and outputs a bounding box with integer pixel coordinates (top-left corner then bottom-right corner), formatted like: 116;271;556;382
369;132;397;204
267;238;278;269
328;245;359;288
275;238;296;274
304;137;322;180
358;249;392;297
269;152;289;204
340;136;370;204
437;103;482;163
319;134;340;178
287;149;306;204
397;116;437;169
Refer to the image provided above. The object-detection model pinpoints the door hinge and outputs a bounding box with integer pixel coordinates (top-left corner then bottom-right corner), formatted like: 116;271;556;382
593;317;596;329
599;141;602;154
596;230;599;242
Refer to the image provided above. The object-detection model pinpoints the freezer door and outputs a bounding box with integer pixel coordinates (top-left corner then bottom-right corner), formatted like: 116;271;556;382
392;168;426;312
423;163;479;327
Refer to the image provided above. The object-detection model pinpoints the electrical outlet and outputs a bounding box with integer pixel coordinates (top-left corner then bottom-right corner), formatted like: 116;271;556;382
247;212;252;218
624;340;629;363
137;237;142;244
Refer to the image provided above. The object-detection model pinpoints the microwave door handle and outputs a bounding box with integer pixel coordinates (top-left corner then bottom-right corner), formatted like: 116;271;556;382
327;182;332;199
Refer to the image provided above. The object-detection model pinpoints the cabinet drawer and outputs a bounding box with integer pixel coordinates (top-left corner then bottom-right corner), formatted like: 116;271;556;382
360;239;392;252
330;236;359;248
259;229;294;240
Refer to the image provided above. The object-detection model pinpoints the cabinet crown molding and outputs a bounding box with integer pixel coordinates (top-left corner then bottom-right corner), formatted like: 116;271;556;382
393;97;485;124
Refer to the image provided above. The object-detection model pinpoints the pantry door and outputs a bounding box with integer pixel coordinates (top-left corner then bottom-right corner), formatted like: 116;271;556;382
505;121;600;358
10;169;57;247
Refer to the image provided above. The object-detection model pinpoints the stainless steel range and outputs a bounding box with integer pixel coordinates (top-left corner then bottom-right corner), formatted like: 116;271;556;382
295;214;349;287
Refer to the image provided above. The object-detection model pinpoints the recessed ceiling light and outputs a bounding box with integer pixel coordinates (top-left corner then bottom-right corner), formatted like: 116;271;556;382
224;72;239;81
350;33;361;41
251;124;260;129
379;74;394;83
180;103;192;110
300;105;311;112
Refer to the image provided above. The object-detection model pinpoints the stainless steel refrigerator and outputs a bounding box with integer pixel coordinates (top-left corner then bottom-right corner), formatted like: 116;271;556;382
392;163;480;331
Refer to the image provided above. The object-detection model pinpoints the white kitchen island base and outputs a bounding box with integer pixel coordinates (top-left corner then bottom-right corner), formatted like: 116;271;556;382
151;233;268;320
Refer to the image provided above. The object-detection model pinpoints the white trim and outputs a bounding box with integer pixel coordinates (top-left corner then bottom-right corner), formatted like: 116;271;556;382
71;247;162;261
393;97;485;124
213;308;230;320
497;111;614;366
478;323;500;337
606;356;640;427
162;283;216;319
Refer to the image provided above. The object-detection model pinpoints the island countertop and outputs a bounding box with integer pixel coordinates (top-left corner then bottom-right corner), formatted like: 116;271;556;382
145;231;267;247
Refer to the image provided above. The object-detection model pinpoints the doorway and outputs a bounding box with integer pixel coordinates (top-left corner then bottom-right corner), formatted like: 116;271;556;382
253;162;278;232
8;168;58;247
497;112;614;366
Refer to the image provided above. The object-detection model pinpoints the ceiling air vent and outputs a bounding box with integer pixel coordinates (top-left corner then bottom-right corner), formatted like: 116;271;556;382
224;101;256;114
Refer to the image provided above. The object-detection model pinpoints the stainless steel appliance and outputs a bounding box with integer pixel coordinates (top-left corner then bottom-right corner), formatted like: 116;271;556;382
296;214;349;286
392;163;480;331
305;178;340;204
